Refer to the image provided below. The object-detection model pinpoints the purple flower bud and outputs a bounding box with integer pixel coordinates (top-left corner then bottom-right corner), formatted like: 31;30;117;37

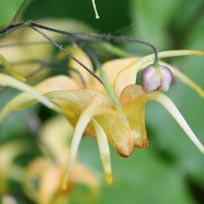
160;66;173;91
141;65;173;92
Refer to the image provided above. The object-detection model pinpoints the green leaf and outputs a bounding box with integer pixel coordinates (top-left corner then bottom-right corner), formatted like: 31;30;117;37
0;0;23;27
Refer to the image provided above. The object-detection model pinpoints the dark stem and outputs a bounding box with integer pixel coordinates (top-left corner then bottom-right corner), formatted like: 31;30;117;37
31;26;103;85
0;0;158;80
75;33;159;66
0;20;103;85
77;40;102;69
1;20;158;65
29;23;159;65
0;22;30;37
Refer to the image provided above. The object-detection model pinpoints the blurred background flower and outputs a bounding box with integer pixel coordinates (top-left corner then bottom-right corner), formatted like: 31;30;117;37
0;0;204;204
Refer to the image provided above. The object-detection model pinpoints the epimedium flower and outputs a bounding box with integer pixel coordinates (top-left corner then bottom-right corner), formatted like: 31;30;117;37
23;116;100;204
0;141;28;194
0;48;204;187
0;117;99;204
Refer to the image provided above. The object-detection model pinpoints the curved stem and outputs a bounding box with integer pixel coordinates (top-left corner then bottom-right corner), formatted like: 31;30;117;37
92;0;100;19
32;26;104;85
75;33;159;66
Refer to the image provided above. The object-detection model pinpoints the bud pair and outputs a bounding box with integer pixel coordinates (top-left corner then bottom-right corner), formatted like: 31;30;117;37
141;65;173;92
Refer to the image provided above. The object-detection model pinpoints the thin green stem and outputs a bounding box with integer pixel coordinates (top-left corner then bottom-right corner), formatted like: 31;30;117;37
92;0;100;19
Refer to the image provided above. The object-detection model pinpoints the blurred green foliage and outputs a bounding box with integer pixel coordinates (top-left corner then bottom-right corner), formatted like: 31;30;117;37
0;0;204;204
0;0;22;27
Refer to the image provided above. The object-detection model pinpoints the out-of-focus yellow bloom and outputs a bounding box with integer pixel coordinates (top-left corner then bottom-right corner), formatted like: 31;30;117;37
1;195;18;204
23;116;100;204
0;141;27;194
0;117;99;204
0;48;204;186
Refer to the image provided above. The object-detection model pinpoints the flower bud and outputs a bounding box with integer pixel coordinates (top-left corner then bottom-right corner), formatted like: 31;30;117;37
141;65;173;92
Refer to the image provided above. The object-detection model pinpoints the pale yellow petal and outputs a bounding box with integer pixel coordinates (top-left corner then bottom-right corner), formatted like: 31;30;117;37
35;75;80;92
134;50;204;70
0;75;78;121
160;62;204;97
62;111;93;189
0;141;28;193
0;74;61;122
23;158;60;204
39;116;73;162
93;119;112;184
62;95;113;189
149;92;204;154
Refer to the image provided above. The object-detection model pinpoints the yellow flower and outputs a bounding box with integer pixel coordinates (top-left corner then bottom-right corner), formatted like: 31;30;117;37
0;141;27;194
0;117;99;204
0;49;204;186
23;116;100;204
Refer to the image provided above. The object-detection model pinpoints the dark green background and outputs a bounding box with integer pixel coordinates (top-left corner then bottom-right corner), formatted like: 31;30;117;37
0;0;204;203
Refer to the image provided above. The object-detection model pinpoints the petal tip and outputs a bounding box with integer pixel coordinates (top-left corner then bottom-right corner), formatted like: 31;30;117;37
134;138;149;148
105;172;113;184
152;92;204;155
62;173;69;190
118;148;134;158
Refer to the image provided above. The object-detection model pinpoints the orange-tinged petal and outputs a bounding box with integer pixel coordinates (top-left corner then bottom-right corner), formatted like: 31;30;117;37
70;162;100;190
63;94;113;188
23;158;61;204
120;85;149;148
96;111;134;157
39;116;73;163
47;91;133;158
24;147;99;203
119;84;204;154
